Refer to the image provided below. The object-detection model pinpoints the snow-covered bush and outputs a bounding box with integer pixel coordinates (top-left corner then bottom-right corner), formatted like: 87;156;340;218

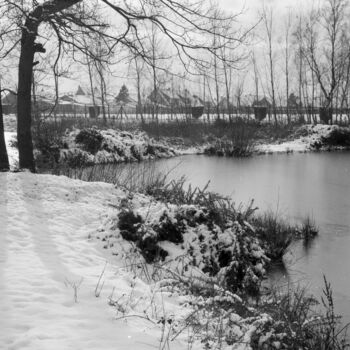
59;128;178;166
204;137;254;157
60;148;94;167
147;177;257;227
75;128;103;154
118;210;143;242
321;127;350;147
115;196;269;295
154;211;185;243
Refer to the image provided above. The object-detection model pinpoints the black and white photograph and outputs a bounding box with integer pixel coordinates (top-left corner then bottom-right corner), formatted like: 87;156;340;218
1;0;350;349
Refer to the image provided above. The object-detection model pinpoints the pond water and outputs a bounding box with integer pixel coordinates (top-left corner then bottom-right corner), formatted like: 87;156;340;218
150;152;350;321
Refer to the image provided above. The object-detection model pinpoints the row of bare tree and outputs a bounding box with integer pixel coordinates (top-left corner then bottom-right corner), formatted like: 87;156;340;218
123;0;350;124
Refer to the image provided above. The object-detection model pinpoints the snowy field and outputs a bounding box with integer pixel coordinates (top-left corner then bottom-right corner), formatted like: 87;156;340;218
0;172;198;350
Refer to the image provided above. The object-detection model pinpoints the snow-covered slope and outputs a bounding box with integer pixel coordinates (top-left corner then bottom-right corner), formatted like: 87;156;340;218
0;173;198;350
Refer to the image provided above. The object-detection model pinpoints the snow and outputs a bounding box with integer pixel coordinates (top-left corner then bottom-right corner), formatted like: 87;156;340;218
0;172;205;350
0;170;276;349
3;114;17;132
255;124;341;154
4;131;18;170
59;128;179;165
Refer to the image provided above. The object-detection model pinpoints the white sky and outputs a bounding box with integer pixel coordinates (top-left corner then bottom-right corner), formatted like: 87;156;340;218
27;0;318;97
220;0;306;16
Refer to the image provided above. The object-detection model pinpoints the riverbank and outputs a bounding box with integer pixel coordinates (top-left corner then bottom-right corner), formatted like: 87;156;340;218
255;124;350;154
1;171;345;350
4;113;350;170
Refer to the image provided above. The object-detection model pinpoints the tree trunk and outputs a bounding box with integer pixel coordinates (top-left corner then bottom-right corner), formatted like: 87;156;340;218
0;91;9;171
16;0;82;172
17;23;37;172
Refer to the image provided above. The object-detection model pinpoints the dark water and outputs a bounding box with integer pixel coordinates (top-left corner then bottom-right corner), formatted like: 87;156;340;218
150;152;350;320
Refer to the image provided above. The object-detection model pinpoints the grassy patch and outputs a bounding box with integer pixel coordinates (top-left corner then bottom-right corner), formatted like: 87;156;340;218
252;212;295;261
50;162;167;193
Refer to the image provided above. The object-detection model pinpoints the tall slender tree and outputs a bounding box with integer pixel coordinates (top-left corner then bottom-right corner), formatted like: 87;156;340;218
299;0;349;120
262;5;277;124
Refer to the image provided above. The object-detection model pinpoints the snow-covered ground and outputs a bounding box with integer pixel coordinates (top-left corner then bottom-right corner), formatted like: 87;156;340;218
0;172;202;350
4;131;18;170
65;128;180;163
1;171;273;350
0;130;270;349
255;124;344;154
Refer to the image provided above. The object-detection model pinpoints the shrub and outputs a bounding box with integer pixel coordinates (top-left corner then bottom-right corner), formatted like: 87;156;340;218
147;177;257;227
298;216;319;242
138;233;168;263
251;278;349;350
32;120;66;167
130;144;142;161
146;144;156;156
154;212;185;243
117;210;143;241
117;209;168;263
252;212;295;261
204;137;254;158
116;197;268;295
321;128;350;147
75;128;104;154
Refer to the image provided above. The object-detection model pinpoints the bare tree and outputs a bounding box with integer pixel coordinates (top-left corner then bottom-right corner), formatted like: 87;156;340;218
252;51;259;104
82;35;97;115
261;5;277;124
235;74;246;116
93;40;108;121
299;0;349;122
129;55;145;121
284;10;292;123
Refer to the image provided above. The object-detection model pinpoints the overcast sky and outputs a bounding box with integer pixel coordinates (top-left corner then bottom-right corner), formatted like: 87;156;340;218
220;0;304;12
41;0;315;96
219;0;309;23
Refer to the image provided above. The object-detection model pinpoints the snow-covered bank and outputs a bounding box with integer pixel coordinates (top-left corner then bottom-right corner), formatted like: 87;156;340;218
0;171;345;349
62;124;350;161
255;124;350;154
43;128;184;167
0;172;275;350
5;124;350;175
0;173;201;350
